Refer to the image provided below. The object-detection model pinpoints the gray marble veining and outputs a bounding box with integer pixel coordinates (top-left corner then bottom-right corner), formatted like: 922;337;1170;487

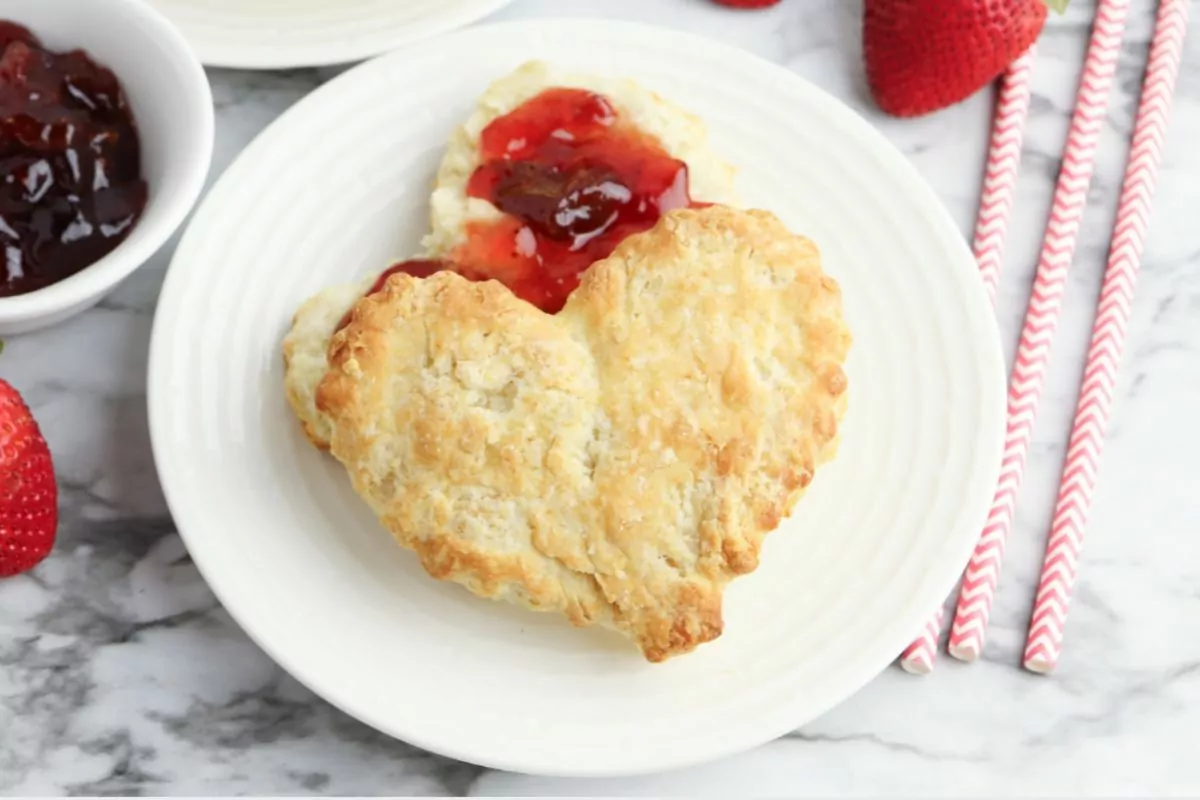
2;0;1199;795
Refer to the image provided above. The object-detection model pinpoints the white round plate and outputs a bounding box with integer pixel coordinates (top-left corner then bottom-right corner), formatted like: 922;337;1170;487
144;0;513;68
149;20;1005;777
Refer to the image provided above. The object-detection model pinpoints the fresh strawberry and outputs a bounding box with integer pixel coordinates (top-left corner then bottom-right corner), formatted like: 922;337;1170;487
711;0;782;9
863;0;1051;117
0;378;56;577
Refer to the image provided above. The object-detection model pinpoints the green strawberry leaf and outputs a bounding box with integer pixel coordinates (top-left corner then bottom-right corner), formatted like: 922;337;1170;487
1043;0;1070;12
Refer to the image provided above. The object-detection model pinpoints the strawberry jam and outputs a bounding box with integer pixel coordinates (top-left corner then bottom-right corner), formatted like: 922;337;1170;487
456;87;702;313
0;21;147;297
343;88;702;321
366;258;449;295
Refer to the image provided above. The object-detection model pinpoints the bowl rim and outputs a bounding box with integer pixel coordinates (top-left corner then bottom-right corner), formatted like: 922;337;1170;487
0;0;214;325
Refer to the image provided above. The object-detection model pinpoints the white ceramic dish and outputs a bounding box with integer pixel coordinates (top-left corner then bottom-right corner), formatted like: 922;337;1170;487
145;0;514;69
0;0;213;336
148;20;1005;777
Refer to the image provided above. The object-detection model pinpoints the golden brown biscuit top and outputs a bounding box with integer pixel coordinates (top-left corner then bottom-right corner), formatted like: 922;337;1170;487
317;206;850;661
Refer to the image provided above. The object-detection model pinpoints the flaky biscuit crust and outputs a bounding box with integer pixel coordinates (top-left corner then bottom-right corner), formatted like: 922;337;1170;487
315;207;850;661
282;277;374;450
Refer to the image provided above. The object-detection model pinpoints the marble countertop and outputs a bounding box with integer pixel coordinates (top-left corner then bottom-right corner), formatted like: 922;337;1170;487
3;0;1199;795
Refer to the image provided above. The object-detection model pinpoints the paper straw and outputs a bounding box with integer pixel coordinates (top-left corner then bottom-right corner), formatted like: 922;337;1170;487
947;0;1131;663
1023;0;1189;674
899;48;1038;675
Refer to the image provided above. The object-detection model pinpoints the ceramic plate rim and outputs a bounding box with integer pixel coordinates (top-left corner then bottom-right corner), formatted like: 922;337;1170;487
148;18;1006;777
148;0;515;69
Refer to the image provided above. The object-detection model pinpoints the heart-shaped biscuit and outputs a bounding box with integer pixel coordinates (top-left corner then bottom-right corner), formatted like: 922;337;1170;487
316;206;850;661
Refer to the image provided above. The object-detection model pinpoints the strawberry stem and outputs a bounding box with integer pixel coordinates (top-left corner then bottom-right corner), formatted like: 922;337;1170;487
1043;0;1069;12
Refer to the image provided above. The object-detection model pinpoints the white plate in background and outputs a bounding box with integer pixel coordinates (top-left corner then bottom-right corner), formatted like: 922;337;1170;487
146;0;513;68
148;20;1005;777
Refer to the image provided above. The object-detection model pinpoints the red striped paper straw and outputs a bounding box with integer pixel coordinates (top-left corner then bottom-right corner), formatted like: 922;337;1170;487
947;0;1131;663
972;47;1039;305
1023;0;1189;675
899;48;1037;676
899;607;945;675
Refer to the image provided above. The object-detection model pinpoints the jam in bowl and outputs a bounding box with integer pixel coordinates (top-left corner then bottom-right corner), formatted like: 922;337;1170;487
0;20;148;298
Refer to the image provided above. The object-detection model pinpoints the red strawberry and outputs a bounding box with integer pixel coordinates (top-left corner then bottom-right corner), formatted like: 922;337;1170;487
863;0;1051;117
711;0;782;8
0;378;57;577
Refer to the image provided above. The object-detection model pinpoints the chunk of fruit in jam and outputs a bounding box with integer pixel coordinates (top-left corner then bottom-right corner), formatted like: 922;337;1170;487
0;20;147;297
483;160;633;245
